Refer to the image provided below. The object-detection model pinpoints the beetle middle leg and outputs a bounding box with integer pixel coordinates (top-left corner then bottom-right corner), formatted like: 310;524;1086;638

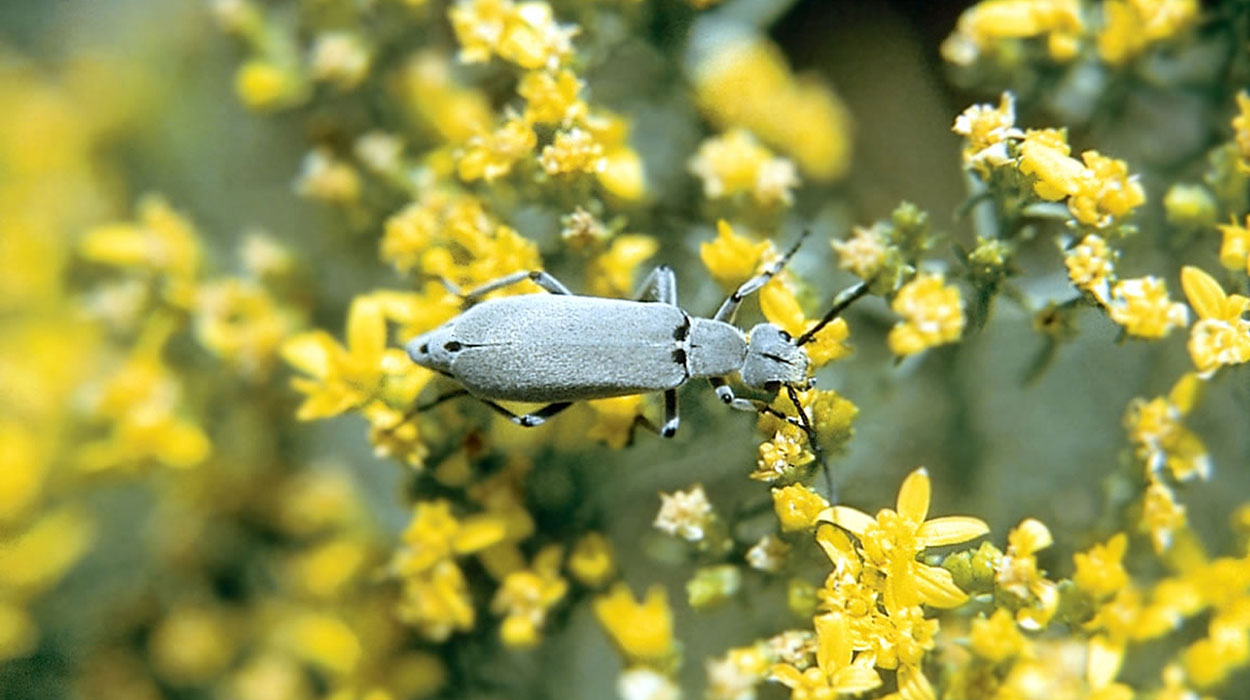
632;265;678;306
479;399;574;427
443;270;574;306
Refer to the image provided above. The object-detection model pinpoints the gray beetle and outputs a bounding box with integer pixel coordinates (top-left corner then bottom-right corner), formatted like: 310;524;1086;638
406;232;866;438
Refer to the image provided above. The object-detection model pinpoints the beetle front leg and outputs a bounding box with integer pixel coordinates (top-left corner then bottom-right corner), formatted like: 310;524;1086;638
709;378;807;429
480;399;574;427
449;270;574;306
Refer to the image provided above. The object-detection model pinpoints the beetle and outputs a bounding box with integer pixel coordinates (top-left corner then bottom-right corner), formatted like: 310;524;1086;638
405;231;867;439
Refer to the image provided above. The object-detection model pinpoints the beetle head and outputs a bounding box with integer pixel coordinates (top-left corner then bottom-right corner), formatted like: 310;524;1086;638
406;323;460;375
740;323;809;390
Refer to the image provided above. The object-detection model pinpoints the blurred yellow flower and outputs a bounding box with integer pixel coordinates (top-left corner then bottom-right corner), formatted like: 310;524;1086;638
952;92;1021;169
942;0;1083;65
1097;0;1198;66
519;68;585;126
399;51;492;144
996;518;1060;630
458;114;537;181
491;545;568;648
970;608;1030;662
1123;373;1210;482
1216;215;1250;273
688;128;799;206
772;483;829;532
539;127;604;175
1068;151;1146;227
593;583;675;666
587;395;646;449
567;532;615;587
1018;128;1084;201
449;0;576;70
585;234;658;298
1073;532;1129;599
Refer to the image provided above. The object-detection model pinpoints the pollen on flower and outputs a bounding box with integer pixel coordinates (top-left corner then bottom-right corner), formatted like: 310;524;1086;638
1107;276;1188;339
888;273;966;356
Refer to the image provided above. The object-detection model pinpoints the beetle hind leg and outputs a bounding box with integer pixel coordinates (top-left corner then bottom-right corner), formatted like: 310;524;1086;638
446;270;574;307
633;265;678;306
480;399;574;427
659;389;679;438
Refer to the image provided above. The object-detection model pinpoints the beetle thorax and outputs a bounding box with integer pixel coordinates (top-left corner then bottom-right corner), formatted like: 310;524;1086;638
740;323;809;389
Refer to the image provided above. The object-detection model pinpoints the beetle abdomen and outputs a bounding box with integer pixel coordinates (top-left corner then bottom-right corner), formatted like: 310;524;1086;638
449;296;688;402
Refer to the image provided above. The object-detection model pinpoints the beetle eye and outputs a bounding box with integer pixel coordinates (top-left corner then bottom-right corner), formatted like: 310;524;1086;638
418;343;429;354
778;330;791;342
444;341;462;352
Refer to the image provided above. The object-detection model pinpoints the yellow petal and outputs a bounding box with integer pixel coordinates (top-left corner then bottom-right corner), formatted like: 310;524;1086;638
896;468;931;522
282;331;339;378
1167;372;1203;414
347;296;387;362
829;663;883;694
815;612;851;672
759;281;806;336
768;663;804;688
824;506;875;537
897;664;937;700
1180;266;1227;321
453;516;508;555
911;561;969;608
1086;634;1125;689
916;516;989;547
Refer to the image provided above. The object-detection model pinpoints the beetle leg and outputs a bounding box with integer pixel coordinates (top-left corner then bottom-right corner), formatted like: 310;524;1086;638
480;399;574;427
712;230;810;323
457;270;574;306
710;378;807;430
632;265;678;306
660;389;679;437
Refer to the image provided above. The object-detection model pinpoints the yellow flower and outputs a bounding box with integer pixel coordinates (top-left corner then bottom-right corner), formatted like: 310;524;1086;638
491;546;568;648
820;468;989;609
294;148;361;205
654;484;713;542
692;36;851;181
1097;0;1198;66
1180;265;1250;375
1107;276;1188;339
688;128;799;206
1234;91;1250;165
539;127;604;175
772;483;829;533
970;608;1030;662
194;278;292;378
275;611;362;676
396;559;476;641
583;110;647;201
1065;234;1115;304
1068;151;1146;227
942;0;1084;65
1217;215;1250;273
700;220;773;289
518;68;585;126
234;59;304;111
1123;374;1210;482
593;583;675;665
996;518;1060;630
1073;532;1129;599
585;234;658;298
79;195;202;308
887;273;965;356
0;507;92;596
148;605;234;685
567;532;615;587
754;427;815;483
0;603;36;663
1141;479;1187;553
449;0;576;70
759;281;852;368
393;499;508;575
831;225;889;281
1018;128;1085;201
769;613;882;698
308;32;370;90
399;51;492;144
457;114;537;181
282;295;403;420
952;92;1021;168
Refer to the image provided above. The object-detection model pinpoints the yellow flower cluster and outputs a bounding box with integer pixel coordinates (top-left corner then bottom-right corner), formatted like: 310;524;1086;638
887;273;966;356
944;0;1199;68
1180;265;1250;376
688;128;800;207
943;0;1084;65
692;35;852;181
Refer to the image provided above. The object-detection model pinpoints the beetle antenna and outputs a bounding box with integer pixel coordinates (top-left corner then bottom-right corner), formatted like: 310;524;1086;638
795;281;870;347
784;384;834;502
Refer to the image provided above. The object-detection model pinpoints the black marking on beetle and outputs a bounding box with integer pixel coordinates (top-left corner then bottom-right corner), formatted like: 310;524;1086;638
444;341;462;351
418;343;429;354
672;348;687;365
673;316;690;341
